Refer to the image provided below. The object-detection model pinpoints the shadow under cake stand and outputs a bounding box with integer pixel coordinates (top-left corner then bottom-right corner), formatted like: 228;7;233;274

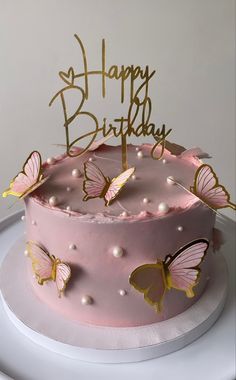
0;236;228;364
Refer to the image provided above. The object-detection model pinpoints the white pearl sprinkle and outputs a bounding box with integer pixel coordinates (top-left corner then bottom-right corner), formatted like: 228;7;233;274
21;215;25;221
142;197;149;204
167;176;175;185
69;243;76;250
162;159;167;164
24;249;29;257
32;274;36;279
88;157;94;162
72;168;81;178
118;289;127;296
131;174;136;180
81;295;93;305
120;211;128;217
66;186;71;192
158;202;169;214
49;196;58;207
46;157;55;165
135;147;140;152
31;220;36;226
177;225;184;232
66;206;71;211
112;246;124;258
137;151;143;159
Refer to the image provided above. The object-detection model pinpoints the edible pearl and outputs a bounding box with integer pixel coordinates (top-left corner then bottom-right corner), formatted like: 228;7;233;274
137;151;143;159
162;159;167;164
24;249;29;257
142;197;149;204
69;243;76;250
112;246;124;258
66;206;71;211
135;147;140;152
131;174;136;180
72;168;81;178
21;215;25;221
177;225;184;232
88;157;94;162
32;274;36;279
158;202;169;214
81;295;93;305
120;211;128;217
46;157;55;165
167;176;175;185
31;220;36;226
118;289;127;296
49;196;58;207
66;187;71;192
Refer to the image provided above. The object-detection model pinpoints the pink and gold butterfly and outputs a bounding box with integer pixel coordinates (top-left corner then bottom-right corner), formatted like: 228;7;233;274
190;164;236;210
83;161;135;206
26;241;71;297
2;151;47;199
129;239;209;312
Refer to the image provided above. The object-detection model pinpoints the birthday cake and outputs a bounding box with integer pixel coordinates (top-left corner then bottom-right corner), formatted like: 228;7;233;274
1;36;235;331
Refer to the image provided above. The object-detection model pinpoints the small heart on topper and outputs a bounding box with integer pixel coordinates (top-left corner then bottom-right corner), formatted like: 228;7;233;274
59;67;75;85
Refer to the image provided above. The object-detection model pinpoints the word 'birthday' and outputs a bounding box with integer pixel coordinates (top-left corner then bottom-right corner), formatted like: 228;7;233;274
49;35;171;169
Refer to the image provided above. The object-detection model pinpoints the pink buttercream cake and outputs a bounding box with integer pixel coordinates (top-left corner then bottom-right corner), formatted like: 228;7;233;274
24;144;215;327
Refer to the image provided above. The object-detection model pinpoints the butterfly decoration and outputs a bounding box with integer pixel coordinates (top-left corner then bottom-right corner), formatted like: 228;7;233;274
26;241;71;297
129;239;209;312
190;164;236;210
165;140;211;159
83;161;135;206
2;151;47;199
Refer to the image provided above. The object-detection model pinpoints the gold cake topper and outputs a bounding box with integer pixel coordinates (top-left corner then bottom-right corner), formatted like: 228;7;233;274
49;35;172;170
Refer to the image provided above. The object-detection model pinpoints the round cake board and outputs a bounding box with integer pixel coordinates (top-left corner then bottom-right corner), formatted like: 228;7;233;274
0;237;228;364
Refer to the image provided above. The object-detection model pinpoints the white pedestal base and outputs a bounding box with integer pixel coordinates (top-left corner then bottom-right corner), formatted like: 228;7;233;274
0;237;228;363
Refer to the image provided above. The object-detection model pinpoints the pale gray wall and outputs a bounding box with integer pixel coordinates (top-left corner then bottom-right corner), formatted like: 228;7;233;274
0;0;235;219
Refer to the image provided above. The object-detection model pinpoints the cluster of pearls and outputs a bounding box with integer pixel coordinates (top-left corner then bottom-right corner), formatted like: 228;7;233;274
81;295;93;305
49;196;58;207
72;168;81;178
112;246;124;258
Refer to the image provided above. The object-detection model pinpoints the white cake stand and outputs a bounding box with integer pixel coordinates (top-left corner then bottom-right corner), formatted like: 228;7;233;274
0;213;228;364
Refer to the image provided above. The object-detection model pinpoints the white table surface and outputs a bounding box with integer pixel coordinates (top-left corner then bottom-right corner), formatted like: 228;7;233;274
0;211;235;380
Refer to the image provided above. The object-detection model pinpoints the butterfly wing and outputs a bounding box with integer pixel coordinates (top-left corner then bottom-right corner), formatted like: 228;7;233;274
129;262;166;312
83;161;109;201
2;151;44;198
27;241;53;285
166;239;209;298
55;262;71;297
192;164;236;210
105;167;135;205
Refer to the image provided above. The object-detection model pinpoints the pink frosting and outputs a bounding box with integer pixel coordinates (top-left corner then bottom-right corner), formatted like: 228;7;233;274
24;144;216;327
